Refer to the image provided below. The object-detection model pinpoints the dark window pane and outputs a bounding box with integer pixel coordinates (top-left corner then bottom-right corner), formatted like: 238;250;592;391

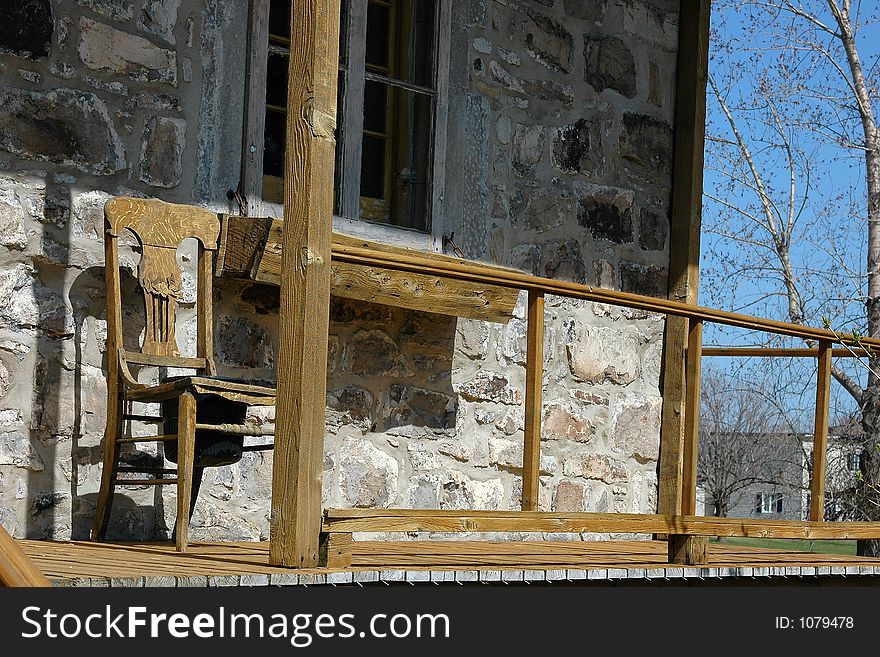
268;0;290;41
363;80;387;134
387;87;432;230
365;2;390;69
333;71;346;215
265;51;288;109
338;0;350;67
263;110;286;180
393;0;437;87
360;134;386;200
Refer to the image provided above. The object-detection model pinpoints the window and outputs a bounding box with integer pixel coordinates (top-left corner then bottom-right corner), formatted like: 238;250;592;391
848;452;861;473
756;492;784;514
254;0;445;238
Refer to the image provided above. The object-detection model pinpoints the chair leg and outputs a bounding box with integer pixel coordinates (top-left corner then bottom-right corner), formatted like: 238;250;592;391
175;392;197;552
93;393;123;541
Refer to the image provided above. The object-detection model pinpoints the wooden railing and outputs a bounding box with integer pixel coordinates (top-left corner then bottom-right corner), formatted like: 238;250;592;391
320;241;880;566
0;525;50;587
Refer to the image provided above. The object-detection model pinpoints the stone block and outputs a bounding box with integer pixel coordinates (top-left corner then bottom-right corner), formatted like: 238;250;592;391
339;437;399;508
552;118;605;177
619;112;673;175
584;35;636;98
562;453;629;483
610;395;662;462
619;262;667;297
441;471;503;510
638;207;667;251
0;87;125;175
139;115;186;188
542;400;595;442
342;329;412;377
565;321;642;384
78;17;177;85
138;0;181;44
563;0;607;21
0;188;28;249
525;9;573;73
458;370;522;405
543;238;586;284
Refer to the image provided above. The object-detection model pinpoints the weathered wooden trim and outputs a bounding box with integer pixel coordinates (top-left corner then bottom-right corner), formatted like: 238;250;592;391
241;0;271;215
271;0;342;568
659;0;712;520
216;216;519;322
811;340;833;522
0;525;51;587
521;290;545;511
322;509;880;540
121;351;207;369
703;346;869;358
681;319;703;516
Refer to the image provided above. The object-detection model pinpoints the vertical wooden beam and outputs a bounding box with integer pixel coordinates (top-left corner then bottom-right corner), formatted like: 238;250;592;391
197;244;216;375
810;339;833;522
241;0;270;216
175;391;197;553
670;318;707;564
270;0;342;568
681;319;703;515
522;290;545;511
657;0;712;519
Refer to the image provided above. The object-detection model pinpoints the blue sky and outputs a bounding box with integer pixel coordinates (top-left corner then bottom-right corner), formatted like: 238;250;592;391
698;1;880;426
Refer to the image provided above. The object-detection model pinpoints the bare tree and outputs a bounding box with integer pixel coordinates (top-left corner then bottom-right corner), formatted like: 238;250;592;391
704;0;880;553
699;370;804;517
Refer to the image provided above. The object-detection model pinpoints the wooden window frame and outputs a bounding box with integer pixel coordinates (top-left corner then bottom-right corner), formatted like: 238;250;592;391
241;0;451;252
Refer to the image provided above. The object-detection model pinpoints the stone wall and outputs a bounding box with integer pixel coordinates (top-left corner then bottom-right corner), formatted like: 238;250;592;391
0;0;679;543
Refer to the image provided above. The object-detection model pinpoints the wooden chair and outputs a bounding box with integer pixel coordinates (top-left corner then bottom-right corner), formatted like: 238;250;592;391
92;197;276;551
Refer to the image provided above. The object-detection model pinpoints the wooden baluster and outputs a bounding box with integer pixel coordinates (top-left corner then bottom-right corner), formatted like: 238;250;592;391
669;317;707;564
810;340;832;522
522;290;545;511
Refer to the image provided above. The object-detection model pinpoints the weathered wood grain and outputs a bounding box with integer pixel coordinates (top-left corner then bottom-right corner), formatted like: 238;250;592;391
811;340;833;522
270;0;342;568
521;290;545;511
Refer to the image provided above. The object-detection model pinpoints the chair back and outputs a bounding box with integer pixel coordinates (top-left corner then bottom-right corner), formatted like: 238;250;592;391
104;197;219;372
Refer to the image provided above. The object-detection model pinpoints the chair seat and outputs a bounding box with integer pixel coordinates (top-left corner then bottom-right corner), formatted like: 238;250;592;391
125;374;276;405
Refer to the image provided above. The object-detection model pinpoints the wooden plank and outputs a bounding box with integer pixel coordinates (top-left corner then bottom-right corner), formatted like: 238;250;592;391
321;509;880;540
219;216;520;322
668;535;708;565
658;0;712;520
241;0;271;215
17;539;880;581
521;289;545;511
811;340;833;522
703;346;868;358
122;351;207;369
197;241;216;375
270;0;342;568
681;319;703;516
0;526;51;587
215;210;880;349
329;244;880;349
175;391;196;552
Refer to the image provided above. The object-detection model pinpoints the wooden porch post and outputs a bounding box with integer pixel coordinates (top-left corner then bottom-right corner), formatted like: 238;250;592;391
810;340;833;522
658;0;711;521
521;290;545;511
270;0;342;567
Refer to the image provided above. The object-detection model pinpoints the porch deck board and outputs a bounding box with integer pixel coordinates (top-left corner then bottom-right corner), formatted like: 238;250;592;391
16;538;880;583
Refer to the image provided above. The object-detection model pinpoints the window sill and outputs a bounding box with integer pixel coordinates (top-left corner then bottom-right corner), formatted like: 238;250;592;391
260;200;437;253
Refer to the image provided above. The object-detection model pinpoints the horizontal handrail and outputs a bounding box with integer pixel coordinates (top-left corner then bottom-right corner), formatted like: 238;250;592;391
0;525;51;587
331;242;880;349
703;347;868;358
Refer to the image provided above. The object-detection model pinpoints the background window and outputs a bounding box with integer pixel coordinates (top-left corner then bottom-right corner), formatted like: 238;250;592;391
261;0;439;233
